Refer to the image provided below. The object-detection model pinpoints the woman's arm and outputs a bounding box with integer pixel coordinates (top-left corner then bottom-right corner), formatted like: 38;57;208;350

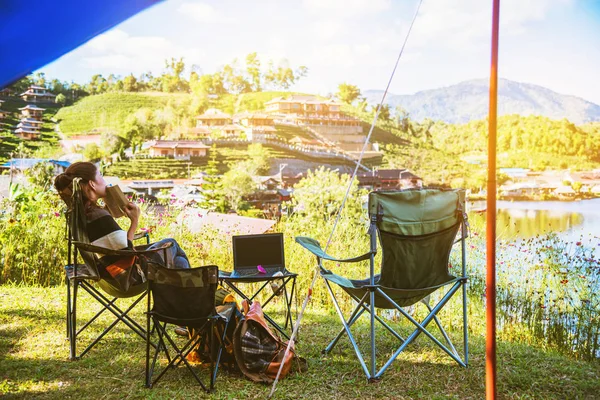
123;202;141;242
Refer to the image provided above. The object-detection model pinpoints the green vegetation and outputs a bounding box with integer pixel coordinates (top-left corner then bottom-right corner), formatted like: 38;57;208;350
1;169;599;397
2;284;599;399
54;92;187;135
431;115;600;171
0;98;62;164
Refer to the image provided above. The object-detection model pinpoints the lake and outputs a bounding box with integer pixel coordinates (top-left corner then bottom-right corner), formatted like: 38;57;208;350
471;198;600;240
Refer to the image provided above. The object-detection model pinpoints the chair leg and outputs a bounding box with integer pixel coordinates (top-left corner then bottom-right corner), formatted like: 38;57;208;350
323;294;367;354
66;279;71;340
69;282;78;360
323;279;372;379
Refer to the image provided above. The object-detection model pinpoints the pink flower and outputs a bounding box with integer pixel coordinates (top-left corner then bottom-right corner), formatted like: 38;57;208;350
576;242;582;246
54;212;60;217
257;265;266;274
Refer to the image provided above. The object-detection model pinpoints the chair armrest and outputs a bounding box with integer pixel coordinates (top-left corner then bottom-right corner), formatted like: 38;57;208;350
295;236;373;263
133;231;150;243
72;240;173;257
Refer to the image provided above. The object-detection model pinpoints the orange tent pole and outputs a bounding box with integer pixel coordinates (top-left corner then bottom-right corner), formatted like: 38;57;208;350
487;0;500;399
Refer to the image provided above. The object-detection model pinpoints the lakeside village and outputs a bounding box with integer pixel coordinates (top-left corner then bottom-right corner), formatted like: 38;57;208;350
2;84;600;216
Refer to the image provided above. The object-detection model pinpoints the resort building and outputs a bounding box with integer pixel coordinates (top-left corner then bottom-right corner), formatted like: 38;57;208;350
264;95;376;155
264;95;361;131
19;85;56;103
15;118;43;140
195;109;231;127
19;104;45;120
233;112;276;140
147;140;210;159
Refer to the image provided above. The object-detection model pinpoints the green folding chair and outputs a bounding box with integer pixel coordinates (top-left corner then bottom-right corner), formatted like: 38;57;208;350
296;188;469;381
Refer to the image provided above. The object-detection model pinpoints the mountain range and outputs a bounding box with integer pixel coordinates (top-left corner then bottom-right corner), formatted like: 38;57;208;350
363;78;600;124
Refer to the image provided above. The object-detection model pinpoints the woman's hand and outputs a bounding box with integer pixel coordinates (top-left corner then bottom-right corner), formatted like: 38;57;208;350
123;202;141;223
124;202;141;242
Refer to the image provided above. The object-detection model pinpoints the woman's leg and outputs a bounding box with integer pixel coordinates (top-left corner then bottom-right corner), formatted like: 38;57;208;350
147;238;190;269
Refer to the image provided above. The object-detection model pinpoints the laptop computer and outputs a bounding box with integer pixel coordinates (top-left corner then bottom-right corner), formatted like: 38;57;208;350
229;233;286;278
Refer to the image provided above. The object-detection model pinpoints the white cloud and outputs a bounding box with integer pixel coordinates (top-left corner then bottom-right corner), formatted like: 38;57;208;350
79;29;205;74
177;2;236;23
303;0;391;18
409;0;573;50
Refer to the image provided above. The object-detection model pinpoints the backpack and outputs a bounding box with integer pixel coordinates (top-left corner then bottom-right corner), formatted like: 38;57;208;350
186;288;242;370
232;300;307;384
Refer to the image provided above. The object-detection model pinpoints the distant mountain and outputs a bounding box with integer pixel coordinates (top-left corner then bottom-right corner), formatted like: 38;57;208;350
363;79;600;124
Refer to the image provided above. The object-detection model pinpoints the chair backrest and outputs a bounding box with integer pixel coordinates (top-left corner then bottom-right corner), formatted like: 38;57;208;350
147;264;219;326
368;188;466;290
66;178;102;279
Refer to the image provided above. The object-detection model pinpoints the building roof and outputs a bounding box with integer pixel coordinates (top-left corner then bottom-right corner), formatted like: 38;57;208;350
19;104;45;111
221;124;244;131
20;118;43;124
234;112;274;120
265;95;341;106
17;122;41;129
195;110;231;119
148;140;210;149
20;90;56;97
15;127;41;134
190;126;211;134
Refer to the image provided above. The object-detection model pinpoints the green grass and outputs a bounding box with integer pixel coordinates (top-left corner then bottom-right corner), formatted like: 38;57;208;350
1;285;598;399
54;92;190;136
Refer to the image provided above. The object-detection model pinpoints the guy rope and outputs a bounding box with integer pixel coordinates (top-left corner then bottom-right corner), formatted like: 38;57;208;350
268;0;425;397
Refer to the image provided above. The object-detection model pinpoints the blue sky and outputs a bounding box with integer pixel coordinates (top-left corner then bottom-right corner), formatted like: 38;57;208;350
39;0;600;104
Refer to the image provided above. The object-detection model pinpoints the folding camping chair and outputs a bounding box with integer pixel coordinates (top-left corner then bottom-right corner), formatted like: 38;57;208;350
145;264;235;392
296;188;469;381
65;178;172;360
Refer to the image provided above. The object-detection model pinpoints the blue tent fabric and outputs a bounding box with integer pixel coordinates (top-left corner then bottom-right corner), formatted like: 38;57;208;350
0;0;162;88
1;158;70;170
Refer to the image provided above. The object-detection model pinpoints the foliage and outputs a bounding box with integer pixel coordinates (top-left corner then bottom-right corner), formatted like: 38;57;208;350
290;167;365;222
336;83;361;104
55;93;66;106
198;145;224;211
219;162;257;211
430;115;600;170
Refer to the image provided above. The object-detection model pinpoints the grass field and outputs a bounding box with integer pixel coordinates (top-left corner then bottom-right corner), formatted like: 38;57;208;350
1;285;598;399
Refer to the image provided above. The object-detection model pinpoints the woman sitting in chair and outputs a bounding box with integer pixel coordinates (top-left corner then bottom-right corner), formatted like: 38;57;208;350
54;162;191;273
55;162;194;336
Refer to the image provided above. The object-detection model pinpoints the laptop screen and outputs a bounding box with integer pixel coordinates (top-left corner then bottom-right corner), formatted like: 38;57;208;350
233;233;285;270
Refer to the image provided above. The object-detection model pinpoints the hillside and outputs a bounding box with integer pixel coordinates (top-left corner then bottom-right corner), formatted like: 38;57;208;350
54;91;311;136
54;92;191;136
0;98;61;163
364;78;600;124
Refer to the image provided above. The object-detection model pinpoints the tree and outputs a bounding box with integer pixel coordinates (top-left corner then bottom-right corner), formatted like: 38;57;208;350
83;143;103;161
122;74;138;92
55;93;67;106
245;52;261;92
336;83;361;104
246;143;270;175
199;145;224;211
291;167;363;220
220;163;257;211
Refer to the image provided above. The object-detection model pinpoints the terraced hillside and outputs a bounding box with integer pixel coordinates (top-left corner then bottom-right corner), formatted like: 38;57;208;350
54;92;190;136
0;98;61;163
103;140;373;179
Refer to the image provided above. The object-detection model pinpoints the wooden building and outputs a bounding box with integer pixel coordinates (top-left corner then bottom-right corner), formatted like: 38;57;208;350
195;109;231;127
147;140;210;159
19;85;56;103
19;104;45;120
